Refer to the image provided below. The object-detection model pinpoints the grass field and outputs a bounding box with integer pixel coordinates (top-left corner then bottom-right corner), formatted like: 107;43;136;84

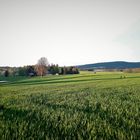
0;71;140;140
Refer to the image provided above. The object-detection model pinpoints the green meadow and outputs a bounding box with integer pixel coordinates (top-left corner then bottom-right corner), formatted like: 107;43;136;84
0;71;140;140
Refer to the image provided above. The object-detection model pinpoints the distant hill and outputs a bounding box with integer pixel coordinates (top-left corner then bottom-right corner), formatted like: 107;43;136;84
77;61;140;70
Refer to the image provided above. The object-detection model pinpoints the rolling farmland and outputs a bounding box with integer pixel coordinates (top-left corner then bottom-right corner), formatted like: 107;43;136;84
0;72;140;139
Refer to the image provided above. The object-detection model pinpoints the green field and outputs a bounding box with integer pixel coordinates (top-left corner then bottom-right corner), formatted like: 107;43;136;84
0;72;140;140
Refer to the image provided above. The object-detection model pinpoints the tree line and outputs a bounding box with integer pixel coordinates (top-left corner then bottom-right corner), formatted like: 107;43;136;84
1;57;79;77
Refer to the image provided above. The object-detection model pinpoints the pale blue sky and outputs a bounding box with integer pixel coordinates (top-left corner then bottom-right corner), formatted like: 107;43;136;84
0;0;140;66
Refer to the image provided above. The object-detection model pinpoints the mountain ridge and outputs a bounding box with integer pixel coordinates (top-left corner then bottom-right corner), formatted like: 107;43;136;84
77;61;140;70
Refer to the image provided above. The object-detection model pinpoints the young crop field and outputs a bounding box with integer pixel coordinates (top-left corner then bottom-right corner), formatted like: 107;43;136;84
0;71;140;140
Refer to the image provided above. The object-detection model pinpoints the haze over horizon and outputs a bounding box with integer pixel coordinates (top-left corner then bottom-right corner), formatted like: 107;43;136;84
0;0;140;67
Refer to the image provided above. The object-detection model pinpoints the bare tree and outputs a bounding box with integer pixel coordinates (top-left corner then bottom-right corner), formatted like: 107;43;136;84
35;57;49;76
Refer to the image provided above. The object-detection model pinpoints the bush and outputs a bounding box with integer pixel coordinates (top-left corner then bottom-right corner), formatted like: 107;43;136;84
4;70;9;77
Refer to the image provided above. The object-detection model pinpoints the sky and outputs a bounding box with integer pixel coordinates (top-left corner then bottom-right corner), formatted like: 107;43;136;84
0;0;140;66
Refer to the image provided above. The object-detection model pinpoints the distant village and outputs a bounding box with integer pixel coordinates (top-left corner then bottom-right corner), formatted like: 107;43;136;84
0;57;79;77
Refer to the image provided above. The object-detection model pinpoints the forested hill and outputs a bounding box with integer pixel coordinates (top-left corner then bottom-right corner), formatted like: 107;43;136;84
77;61;140;70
